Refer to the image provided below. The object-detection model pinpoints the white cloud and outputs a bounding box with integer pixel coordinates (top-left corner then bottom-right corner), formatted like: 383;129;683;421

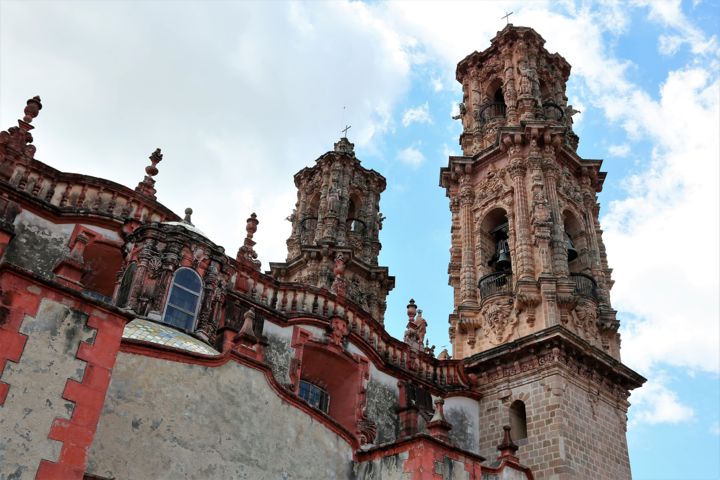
635;0;720;57
630;376;695;426
431;77;443;92
0;1;415;268
711;422;720;436
397;145;425;167
608;143;631;157
603;67;720;374
402;102;431;127
658;34;685;55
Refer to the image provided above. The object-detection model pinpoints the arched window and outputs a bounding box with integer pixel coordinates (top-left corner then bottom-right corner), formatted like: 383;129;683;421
509;400;528;440
162;267;203;330
115;262;136;308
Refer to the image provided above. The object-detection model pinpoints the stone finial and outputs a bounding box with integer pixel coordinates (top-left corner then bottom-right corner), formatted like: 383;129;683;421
238;308;257;340
183;207;193;225
0;96;43;167
437;348;450;360
403;299;421;348
407;299;417;322
497;425;519;458
237;212;261;271
245;213;259;239
135;148;163;198
427;398;452;442
22;96;42;124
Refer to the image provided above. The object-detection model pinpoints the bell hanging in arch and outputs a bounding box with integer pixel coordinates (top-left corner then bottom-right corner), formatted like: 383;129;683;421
565;232;578;262
495;238;512;271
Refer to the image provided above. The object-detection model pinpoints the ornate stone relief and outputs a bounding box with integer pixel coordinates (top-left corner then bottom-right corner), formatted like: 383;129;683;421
481;298;516;345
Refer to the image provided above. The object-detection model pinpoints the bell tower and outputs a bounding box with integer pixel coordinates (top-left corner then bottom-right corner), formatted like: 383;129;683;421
270;137;394;322
441;26;644;479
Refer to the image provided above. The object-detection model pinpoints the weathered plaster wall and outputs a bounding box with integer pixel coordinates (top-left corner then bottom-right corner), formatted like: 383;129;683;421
4;211;73;277
0;298;93;479
367;363;400;445
483;468;529;480
263;322;294;386
87;352;354;479
365;379;399;445
445;396;480;454
353;453;408;480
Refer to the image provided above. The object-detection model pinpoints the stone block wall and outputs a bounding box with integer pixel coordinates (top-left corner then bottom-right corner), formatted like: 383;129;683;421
476;369;631;480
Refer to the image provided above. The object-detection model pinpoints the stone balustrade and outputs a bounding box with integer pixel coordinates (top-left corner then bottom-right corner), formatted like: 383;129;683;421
239;273;468;390
2;160;178;224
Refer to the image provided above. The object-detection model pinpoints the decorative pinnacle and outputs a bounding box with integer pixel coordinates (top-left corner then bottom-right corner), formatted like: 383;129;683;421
135;148;163;198
183;207;193;225
246;212;259;239
145;148;162;177
406;299;417;322
22;96;42;124
497;425;519;457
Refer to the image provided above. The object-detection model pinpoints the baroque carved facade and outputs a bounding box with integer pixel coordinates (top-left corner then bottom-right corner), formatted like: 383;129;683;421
0;24;643;480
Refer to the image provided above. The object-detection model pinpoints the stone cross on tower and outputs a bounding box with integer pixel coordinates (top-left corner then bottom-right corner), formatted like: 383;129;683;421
501;11;513;25
341;125;351;138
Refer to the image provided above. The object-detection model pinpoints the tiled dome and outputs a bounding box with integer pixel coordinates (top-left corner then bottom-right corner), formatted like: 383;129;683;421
122;318;219;356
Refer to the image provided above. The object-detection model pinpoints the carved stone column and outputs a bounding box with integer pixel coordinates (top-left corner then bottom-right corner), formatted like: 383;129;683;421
127;241;155;313
508;148;534;280
542;145;568;277
459;175;477;305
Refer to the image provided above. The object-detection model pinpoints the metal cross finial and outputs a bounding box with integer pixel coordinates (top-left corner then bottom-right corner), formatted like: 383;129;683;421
342;124;351;138
502;11;513;25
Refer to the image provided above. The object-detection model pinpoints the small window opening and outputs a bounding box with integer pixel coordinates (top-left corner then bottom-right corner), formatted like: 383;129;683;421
509;400;528;440
299;380;330;413
162;268;202;330
116;262;136;308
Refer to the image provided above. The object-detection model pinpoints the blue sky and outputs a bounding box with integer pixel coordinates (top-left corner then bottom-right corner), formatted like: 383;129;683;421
1;1;718;478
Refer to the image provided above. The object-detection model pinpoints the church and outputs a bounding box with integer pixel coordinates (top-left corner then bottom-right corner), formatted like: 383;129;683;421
0;25;644;479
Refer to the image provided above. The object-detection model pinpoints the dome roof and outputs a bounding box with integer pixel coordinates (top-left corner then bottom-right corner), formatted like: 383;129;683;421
122;318;219;356
161;220;209;238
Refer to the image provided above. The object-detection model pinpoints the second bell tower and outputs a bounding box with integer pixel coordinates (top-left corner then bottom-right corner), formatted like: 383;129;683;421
441;25;644;479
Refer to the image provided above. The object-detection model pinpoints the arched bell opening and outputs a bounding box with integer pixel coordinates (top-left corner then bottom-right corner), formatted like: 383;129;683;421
300;193;320;244
563;210;598;299
477;78;507;124
562;210;589;274
478;208;512;300
346;194;365;235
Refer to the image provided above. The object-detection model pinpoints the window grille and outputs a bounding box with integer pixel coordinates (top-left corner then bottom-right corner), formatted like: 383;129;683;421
298;380;330;413
162;268;202;330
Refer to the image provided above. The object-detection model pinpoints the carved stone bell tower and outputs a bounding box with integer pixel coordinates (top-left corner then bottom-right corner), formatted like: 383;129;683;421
440;25;645;479
270;137;394;322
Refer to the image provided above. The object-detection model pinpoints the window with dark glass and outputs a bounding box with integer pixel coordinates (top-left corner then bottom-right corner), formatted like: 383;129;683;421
116;262;136;308
162;268;202;330
298;380;330;413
